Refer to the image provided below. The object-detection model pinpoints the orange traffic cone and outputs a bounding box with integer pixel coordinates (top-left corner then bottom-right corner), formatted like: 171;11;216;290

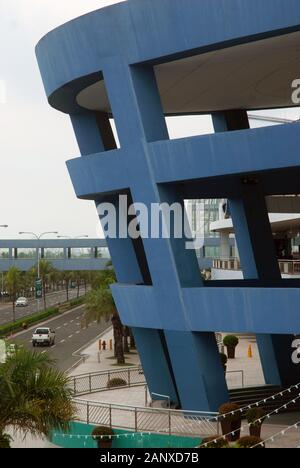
248;345;253;358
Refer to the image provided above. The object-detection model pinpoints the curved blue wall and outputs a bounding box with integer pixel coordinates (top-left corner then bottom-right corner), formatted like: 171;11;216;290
36;0;300;411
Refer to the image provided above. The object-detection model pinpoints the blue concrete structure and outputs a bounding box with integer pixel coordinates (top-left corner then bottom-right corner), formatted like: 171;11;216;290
0;239;109;272
36;0;300;411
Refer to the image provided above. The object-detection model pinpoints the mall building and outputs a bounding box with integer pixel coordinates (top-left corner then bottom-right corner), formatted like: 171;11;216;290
36;0;300;411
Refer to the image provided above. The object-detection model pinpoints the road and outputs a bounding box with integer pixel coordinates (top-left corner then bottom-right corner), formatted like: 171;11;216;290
0;288;88;326
11;305;110;371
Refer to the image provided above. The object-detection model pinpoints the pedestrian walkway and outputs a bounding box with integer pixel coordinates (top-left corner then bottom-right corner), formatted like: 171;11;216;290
69;328;141;376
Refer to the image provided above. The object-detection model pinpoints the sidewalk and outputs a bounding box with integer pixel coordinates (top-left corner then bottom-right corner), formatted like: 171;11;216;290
69;328;141;376
70;331;265;388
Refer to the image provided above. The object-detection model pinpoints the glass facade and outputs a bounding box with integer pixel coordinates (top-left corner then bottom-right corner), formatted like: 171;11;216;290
186;199;220;238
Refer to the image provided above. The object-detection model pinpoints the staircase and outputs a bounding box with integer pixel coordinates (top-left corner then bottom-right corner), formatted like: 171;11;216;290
230;385;300;413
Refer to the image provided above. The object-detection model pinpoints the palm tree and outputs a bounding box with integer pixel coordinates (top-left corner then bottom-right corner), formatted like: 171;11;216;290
72;271;83;298
31;260;54;309
60;271;73;302
39;260;53;309
5;267;22;323
85;267;125;365
0;348;74;447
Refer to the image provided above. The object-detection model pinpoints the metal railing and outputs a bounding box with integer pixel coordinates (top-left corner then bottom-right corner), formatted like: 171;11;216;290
70;364;245;401
70;366;145;396
73;398;219;437
278;260;300;275
212;258;241;271
213;258;300;276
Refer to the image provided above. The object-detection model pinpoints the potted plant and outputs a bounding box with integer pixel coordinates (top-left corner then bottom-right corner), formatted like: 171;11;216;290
223;335;239;359
220;353;228;373
219;403;242;442
235;436;265;449
200;435;229;449
92;426;114;449
246;408;266;438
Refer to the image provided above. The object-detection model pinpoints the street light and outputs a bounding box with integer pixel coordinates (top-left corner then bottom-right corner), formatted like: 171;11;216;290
19;231;59;279
0;225;8;297
19;231;58;311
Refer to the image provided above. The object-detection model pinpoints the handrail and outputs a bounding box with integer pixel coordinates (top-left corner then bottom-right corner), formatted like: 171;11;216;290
73;397;219;437
70;366;146;397
150;392;171;409
213;257;300;275
74;397;218;417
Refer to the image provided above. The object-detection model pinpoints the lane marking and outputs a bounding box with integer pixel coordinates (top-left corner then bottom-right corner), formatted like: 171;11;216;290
60;339;66;344
75;331;80;335
64;323;68;326
68;335;73;339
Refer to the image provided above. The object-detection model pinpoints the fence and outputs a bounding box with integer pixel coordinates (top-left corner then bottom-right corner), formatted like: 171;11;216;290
70;366;145;396
70;364;244;399
73;398;219;437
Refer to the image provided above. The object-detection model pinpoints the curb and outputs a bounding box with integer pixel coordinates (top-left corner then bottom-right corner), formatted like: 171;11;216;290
67;325;113;374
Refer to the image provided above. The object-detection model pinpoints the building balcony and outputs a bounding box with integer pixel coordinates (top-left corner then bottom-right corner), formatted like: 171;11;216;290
212;258;300;278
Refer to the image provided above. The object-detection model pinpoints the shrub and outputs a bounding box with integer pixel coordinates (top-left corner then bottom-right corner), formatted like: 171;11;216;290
0;433;12;449
246;408;266;426
220;353;228;366
200;436;229;449
0;307;60;338
70;296;86;308
236;436;265;449
223;335;239;348
107;378;127;389
92;426;114;441
219;403;241;422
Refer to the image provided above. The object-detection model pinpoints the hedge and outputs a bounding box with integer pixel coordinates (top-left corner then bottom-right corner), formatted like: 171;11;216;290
0;295;87;339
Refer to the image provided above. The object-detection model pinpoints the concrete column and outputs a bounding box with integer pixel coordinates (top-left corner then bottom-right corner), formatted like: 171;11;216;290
212;111;298;388
102;61;228;411
164;331;229;411
71;104;181;402
220;232;230;259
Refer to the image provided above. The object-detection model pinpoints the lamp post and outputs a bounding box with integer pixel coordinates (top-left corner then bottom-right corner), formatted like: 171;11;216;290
0;225;8;300
19;231;58;310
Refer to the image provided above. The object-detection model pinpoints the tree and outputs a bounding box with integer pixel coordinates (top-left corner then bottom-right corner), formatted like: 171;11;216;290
60;271;73;302
0;348;74;447
5;267;22;323
39;260;54;310
72;271;83;298
85;268;125;365
31;260;54;309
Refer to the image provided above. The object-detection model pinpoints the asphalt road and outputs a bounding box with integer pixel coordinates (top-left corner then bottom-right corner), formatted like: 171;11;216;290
0;288;88;326
10;305;110;371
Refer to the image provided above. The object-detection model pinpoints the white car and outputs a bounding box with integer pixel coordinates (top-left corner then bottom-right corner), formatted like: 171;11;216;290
32;328;55;347
15;297;29;307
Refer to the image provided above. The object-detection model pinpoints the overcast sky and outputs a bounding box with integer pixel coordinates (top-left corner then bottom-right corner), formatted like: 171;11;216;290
0;0;299;240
